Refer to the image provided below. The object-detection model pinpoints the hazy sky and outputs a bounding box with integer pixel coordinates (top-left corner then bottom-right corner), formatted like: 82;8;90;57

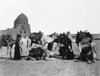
0;0;100;34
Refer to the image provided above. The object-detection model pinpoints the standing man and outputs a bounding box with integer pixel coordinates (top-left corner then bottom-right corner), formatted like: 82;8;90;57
13;34;22;60
66;31;73;51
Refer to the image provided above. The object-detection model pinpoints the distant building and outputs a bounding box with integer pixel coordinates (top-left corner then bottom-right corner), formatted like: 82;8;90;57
14;13;31;37
0;13;31;39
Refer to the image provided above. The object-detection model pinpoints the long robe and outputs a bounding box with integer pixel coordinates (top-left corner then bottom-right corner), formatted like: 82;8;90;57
14;41;21;60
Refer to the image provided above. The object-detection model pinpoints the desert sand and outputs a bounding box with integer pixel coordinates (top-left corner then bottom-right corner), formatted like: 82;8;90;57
0;40;100;76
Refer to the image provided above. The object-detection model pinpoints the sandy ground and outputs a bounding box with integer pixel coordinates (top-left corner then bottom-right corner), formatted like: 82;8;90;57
0;58;100;76
0;41;100;76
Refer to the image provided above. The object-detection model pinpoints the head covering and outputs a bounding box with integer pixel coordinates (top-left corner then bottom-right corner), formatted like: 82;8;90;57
16;34;21;41
17;34;21;38
66;31;71;36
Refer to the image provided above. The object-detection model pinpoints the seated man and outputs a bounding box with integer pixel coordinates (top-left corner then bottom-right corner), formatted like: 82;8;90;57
26;38;45;60
80;42;96;63
26;38;52;60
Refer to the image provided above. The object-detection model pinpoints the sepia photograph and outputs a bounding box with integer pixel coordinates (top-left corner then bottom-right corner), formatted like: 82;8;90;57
0;0;100;76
